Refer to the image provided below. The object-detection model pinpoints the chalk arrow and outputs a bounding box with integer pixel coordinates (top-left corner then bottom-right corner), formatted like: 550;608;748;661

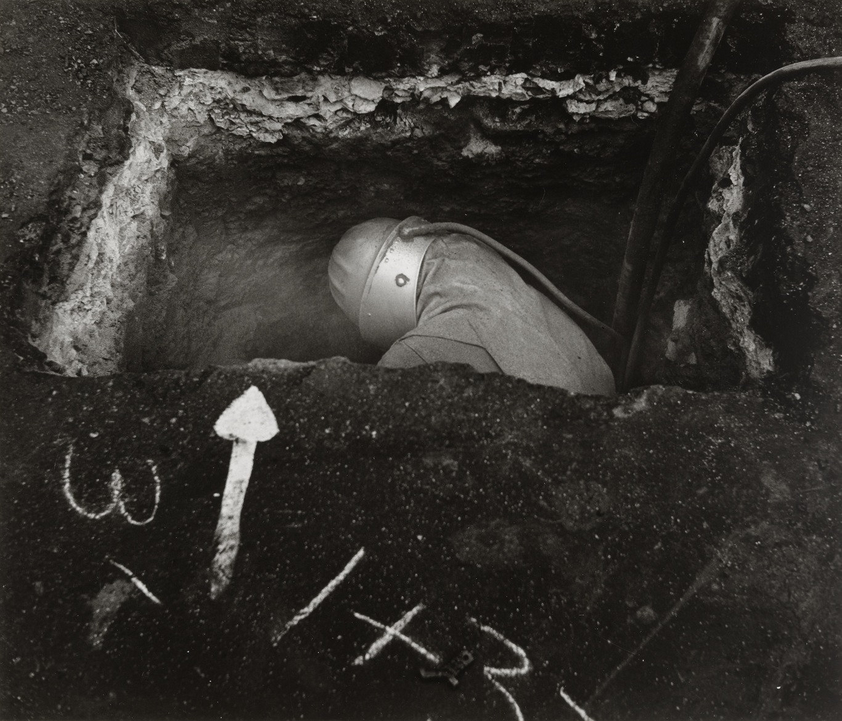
210;385;279;599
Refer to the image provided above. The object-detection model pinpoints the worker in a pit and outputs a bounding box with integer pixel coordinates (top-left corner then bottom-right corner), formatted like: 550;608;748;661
327;216;616;395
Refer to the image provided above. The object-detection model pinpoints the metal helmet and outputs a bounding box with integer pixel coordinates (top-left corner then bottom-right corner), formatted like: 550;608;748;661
328;216;435;349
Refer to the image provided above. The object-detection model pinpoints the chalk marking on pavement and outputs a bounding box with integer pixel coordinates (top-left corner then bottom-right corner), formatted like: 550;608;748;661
559;687;596;721
113;461;161;526
469;617;531;721
62;444;115;520
273;547;366;644
352;609;441;665
210;386;279;599
108;558;163;605
586;551;724;705
352;603;426;665
62;443;160;525
486;675;525;721
469;617;531;677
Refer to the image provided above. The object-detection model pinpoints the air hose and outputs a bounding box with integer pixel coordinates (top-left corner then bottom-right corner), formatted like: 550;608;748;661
612;0;744;351
622;55;842;389
398;221;625;345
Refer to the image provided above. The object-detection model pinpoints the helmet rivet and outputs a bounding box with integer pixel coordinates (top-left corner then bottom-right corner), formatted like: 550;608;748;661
395;273;409;287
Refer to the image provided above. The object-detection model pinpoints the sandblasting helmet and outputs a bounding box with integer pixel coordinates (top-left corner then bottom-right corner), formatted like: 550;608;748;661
328;216;435;349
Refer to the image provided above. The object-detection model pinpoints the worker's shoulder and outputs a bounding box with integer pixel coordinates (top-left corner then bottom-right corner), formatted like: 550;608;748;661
377;339;428;369
380;334;502;374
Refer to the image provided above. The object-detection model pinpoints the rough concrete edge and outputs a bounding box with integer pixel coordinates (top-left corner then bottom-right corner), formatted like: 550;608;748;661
705;142;776;381
28;64;172;376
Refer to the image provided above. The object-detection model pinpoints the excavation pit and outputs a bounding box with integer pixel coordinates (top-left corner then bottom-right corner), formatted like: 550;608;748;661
133;146;640;372
26;63;769;387
4;4;841;720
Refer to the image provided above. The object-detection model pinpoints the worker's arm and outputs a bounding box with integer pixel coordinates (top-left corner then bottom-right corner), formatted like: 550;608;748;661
379;335;502;374
378;339;429;368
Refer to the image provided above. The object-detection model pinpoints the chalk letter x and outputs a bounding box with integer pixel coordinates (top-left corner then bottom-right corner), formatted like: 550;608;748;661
352;603;438;666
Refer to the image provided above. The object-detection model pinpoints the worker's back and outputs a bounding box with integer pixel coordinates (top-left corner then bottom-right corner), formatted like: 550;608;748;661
379;234;615;395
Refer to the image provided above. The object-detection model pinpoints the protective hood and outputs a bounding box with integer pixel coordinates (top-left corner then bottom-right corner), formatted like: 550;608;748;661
328;217;435;349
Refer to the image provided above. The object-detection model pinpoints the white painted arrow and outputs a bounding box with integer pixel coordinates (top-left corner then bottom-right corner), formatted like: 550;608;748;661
210;385;279;599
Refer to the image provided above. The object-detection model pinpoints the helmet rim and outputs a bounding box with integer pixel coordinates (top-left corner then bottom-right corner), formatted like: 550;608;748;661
357;216;434;349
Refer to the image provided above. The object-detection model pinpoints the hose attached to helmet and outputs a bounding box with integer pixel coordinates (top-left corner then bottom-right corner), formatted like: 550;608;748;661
398;221;625;346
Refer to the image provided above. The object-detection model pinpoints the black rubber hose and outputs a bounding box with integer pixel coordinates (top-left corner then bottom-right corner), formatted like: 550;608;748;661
399;221;625;346
611;0;743;349
622;56;842;389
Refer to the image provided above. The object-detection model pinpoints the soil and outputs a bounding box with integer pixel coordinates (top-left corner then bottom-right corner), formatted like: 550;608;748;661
1;1;841;719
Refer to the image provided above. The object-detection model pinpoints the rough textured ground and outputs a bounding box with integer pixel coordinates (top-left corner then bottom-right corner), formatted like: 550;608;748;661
1;1;841;720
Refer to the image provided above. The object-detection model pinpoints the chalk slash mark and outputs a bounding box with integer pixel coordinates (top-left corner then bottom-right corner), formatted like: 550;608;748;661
559;687;596;721
210;386;279;599
108;558;163;605
352;609;440;665
353;603;427;666
62;443;161;525
470;617;531;721
273;547;366;644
